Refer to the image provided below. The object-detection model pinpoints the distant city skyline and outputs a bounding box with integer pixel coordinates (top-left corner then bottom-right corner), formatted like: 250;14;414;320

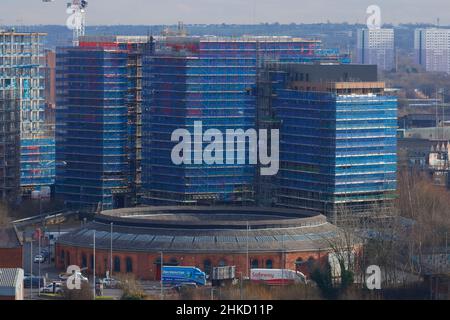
1;0;450;26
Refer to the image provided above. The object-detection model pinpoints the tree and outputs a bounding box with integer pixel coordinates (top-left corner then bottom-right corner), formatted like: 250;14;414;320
0;202;10;226
62;281;94;300
118;274;147;300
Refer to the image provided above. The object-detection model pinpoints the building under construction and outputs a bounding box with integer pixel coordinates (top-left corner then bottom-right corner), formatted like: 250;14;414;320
0;30;54;199
0;76;20;202
56;36;151;210
257;63;398;215
142;36;349;206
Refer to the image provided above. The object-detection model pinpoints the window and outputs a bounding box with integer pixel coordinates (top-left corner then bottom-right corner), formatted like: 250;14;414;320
126;257;133;273
295;258;304;272
307;257;315;272
203;260;212;275
114;256;121;273
81;254;87;269
90;255;94;270
251;259;259;269
169;257;178;266
218;259;226;267
265;259;273;269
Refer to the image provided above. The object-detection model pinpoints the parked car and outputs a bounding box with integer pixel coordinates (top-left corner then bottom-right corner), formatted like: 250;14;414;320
102;277;121;289
40;282;63;294
40;249;50;259
33;254;46;263
59;271;88;282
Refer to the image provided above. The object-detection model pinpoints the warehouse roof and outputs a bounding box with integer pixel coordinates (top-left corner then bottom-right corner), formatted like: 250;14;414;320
58;206;343;253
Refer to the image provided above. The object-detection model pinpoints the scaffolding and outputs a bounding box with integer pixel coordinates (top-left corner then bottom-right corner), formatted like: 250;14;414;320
257;63;398;215
0;30;54;197
141;37;350;206
0;78;20;202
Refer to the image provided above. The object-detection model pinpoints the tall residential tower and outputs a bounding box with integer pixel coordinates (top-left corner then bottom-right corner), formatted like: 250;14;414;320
415;28;450;74
0;30;55;199
56;36;150;210
258;63;398;215
357;28;395;72
142;36;348;205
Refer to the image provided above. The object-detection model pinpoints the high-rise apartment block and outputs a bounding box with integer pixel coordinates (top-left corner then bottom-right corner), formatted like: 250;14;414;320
257;63;398;215
415;28;450;74
0;73;20;202
56;36;150;210
0;30;55;198
357;29;395;72
142;36;348;206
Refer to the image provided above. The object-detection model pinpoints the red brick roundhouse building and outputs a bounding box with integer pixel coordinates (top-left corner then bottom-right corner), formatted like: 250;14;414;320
56;206;344;280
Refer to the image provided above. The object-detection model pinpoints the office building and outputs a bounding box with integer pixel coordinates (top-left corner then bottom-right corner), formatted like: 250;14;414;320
357;28;395;71
0;30;54;198
56;36;150;210
142;36;347;205
415;28;450;74
257;63;398;215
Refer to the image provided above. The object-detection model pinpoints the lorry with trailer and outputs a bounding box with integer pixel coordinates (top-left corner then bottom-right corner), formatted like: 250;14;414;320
162;266;206;287
211;266;236;286
250;269;307;285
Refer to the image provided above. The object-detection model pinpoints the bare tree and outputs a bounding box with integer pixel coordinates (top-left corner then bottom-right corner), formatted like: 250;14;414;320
62;281;94;300
0;202;10;226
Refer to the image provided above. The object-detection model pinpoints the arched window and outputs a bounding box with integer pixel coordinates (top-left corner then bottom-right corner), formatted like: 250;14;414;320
60;250;65;262
169;257;178;266
251;259;259;269
218;259;227;267
126;257;133;273
307;256;315;272
114;256;121;273
265;259;273;269
203;260;212;275
90;255;94;271
81;254;87;269
295;258;305;272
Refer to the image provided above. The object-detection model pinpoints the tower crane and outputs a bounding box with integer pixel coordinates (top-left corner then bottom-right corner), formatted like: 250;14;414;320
42;0;88;46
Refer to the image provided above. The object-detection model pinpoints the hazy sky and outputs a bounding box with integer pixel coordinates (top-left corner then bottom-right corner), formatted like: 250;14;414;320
1;0;449;25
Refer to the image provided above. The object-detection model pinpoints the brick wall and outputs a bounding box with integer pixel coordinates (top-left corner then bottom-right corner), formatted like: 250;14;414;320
56;244;330;280
0;247;23;268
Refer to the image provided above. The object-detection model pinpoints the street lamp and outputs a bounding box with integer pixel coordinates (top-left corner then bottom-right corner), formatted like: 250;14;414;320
160;251;164;300
110;222;113;278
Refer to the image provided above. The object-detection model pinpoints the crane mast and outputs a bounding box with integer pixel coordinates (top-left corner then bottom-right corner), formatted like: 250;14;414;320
43;0;88;46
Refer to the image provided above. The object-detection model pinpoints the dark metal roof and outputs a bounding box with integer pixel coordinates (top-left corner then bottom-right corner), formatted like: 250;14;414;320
58;206;342;253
